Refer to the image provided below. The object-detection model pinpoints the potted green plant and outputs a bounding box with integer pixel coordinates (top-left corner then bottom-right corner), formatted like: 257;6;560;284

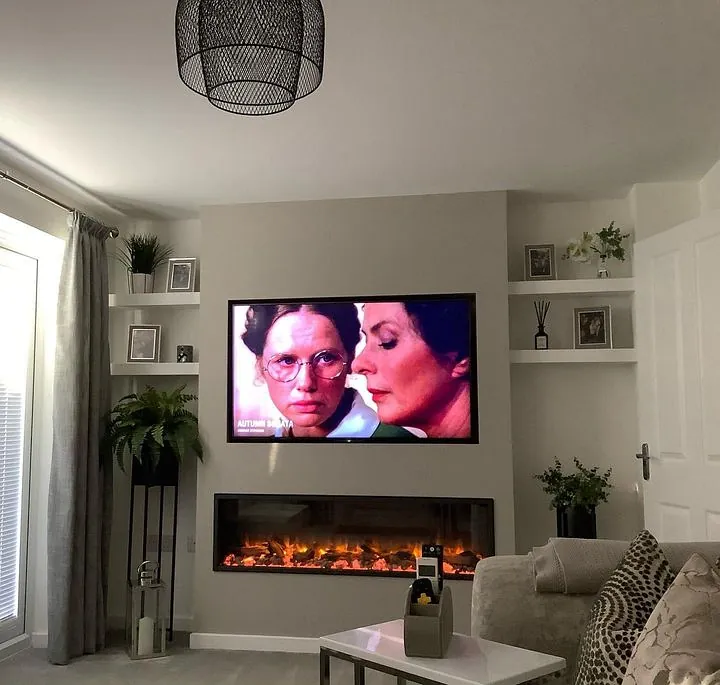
534;458;612;539
562;221;631;278
117;233;173;294
102;385;203;487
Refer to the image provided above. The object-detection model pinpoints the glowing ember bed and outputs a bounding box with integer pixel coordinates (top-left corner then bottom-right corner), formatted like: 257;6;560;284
214;494;494;580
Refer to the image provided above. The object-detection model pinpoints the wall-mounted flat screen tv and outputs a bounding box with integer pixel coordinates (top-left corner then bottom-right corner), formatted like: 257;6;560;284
227;294;478;443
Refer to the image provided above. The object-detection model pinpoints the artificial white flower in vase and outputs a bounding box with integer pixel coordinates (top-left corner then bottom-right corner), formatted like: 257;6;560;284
562;221;631;278
564;231;596;263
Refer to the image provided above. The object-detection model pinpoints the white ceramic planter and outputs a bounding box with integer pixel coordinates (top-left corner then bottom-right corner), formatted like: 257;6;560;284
128;272;155;294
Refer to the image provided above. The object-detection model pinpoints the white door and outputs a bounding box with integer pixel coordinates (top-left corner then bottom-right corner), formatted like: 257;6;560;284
0;246;37;644
635;212;720;542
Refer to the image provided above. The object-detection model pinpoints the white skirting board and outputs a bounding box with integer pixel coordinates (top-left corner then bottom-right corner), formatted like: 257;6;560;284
0;634;31;661
189;632;320;653
31;632;47;649
32;624;319;653
107;614;194;634
29;616;196;650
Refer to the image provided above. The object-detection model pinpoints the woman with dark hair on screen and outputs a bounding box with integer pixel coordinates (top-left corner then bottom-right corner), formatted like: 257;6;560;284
352;299;473;439
242;303;415;439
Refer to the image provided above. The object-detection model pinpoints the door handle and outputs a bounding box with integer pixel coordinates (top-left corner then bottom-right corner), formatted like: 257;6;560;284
636;443;650;481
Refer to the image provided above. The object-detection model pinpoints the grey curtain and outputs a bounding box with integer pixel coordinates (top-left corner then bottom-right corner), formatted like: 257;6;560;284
47;212;114;664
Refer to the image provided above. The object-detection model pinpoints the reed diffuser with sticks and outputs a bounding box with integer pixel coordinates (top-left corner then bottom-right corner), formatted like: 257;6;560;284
534;299;550;350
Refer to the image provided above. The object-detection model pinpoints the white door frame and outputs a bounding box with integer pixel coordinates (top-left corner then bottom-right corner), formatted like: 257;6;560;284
0;245;37;646
0;214;63;652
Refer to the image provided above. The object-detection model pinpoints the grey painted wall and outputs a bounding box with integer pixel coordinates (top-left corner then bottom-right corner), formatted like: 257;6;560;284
193;192;512;637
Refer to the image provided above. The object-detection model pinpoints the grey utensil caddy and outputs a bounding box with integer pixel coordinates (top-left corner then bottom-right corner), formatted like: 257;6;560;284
403;585;453;658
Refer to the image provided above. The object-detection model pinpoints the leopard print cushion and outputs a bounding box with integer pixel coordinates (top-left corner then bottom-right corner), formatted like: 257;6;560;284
573;530;674;685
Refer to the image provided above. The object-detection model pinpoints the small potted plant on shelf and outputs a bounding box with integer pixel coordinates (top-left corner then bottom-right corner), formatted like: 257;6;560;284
534;457;612;539
102;385;203;487
117;233;173;294
562;221;631;278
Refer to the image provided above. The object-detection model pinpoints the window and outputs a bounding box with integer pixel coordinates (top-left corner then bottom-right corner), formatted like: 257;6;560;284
0;246;37;644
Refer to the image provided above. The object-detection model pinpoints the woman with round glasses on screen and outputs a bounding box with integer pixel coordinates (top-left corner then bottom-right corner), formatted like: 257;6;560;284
352;299;473;439
242;303;415;439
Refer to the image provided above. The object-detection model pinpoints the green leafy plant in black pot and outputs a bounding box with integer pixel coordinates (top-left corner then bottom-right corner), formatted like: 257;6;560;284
102;385;203;487
117;233;173;294
534;458;612;539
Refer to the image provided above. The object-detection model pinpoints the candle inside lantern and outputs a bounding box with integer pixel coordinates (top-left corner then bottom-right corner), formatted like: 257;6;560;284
137;616;155;656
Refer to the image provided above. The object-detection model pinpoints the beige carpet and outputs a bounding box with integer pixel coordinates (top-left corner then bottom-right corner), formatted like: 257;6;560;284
0;645;394;685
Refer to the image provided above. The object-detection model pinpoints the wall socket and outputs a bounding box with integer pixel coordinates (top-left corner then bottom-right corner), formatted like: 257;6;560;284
186;536;196;554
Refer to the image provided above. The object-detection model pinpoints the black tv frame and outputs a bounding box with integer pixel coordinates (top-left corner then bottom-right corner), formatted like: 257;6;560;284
226;292;479;444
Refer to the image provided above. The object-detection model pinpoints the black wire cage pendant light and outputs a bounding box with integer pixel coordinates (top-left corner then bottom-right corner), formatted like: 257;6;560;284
175;0;325;116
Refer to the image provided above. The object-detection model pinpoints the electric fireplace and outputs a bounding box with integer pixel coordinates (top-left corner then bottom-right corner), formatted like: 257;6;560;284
214;494;494;580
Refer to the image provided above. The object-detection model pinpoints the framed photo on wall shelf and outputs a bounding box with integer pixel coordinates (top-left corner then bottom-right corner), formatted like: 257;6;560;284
127;324;162;362
166;257;197;292
574;306;612;349
524;244;557;281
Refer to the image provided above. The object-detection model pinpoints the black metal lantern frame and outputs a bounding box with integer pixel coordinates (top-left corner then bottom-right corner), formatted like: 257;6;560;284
176;0;325;115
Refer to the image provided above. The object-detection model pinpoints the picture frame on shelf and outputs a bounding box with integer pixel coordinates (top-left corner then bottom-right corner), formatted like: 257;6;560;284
574;306;612;349
127;325;162;363
524;244;557;281
166;257;197;293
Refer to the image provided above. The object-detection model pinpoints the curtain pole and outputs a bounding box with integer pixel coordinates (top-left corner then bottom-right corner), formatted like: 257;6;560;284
0;170;119;238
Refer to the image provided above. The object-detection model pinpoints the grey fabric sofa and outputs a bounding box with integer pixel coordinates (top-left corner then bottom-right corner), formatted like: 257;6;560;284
470;539;720;685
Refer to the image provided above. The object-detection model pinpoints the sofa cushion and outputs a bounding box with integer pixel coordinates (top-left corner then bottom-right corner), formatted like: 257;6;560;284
573;530;674;685
622;553;720;685
533;538;720;595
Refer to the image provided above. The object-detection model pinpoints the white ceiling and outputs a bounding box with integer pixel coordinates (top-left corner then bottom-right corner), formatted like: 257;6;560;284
2;0;720;218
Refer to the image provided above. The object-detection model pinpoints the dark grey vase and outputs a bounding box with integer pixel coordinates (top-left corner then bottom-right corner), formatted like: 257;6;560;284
556;505;597;539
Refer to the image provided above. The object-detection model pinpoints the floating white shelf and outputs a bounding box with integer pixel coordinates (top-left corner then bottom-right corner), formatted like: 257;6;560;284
510;349;637;364
109;292;200;308
111;363;199;376
508;278;635;297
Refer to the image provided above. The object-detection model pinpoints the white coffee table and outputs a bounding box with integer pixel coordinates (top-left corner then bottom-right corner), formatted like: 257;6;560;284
318;619;565;685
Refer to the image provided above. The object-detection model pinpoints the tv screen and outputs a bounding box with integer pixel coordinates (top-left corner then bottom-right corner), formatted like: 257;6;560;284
227;294;478;443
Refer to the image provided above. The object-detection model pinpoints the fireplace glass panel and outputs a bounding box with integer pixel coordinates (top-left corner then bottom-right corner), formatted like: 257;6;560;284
214;494;494;580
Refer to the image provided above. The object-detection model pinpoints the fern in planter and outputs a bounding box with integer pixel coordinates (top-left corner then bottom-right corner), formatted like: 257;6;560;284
117;233;173;275
103;385;203;486
534;458;612;538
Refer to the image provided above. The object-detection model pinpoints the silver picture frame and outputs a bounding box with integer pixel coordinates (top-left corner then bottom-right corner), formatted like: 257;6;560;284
166;258;197;293
524;244;557;281
574;306;612;349
127;325;162;363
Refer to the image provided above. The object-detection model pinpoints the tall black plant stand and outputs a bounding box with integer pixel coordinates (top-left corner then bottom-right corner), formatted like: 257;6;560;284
126;458;180;640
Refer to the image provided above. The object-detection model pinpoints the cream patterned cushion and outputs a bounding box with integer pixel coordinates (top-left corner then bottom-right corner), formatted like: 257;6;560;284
622;553;720;685
574;530;675;685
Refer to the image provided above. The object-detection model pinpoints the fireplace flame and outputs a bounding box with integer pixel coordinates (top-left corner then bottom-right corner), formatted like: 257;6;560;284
221;538;481;577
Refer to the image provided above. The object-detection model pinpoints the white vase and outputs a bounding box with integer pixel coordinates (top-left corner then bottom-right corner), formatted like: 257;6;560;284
128;272;155;294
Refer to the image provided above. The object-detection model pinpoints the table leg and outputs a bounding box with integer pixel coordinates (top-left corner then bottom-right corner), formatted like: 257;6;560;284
320;648;331;685
354;662;366;685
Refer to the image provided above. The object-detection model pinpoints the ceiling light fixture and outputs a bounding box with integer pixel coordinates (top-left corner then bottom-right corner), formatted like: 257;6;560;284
175;0;325;116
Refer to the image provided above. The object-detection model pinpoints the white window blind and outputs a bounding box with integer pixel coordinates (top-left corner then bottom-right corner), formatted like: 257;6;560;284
0;383;23;621
0;247;36;630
